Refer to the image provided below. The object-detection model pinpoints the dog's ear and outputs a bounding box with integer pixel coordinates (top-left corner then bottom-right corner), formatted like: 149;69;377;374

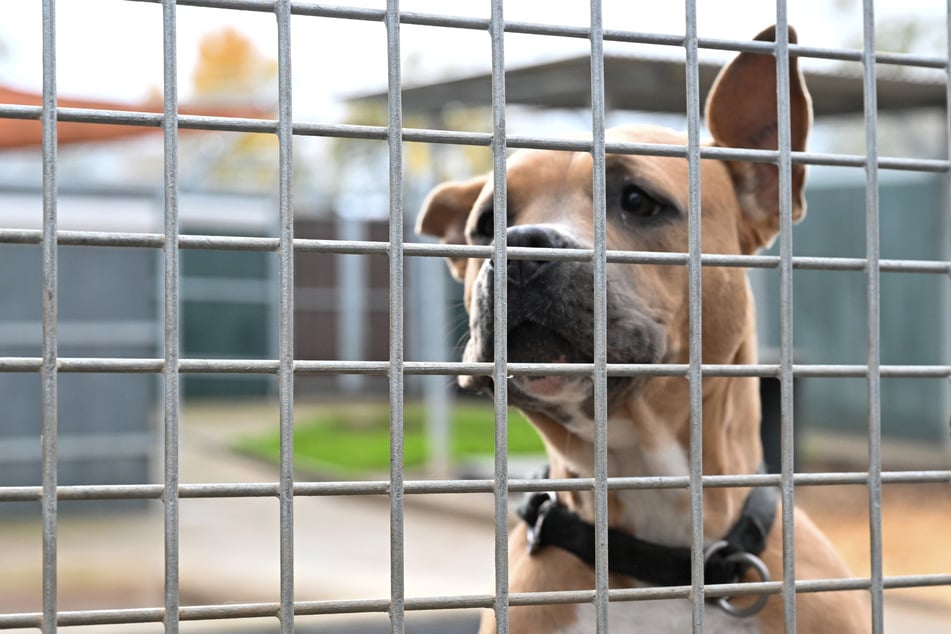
705;25;813;253
416;175;487;281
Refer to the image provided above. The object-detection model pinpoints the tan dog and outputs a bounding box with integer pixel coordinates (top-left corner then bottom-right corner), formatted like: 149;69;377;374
417;27;868;633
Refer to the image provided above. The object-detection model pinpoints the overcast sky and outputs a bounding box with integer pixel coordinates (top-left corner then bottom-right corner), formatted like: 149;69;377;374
0;0;944;122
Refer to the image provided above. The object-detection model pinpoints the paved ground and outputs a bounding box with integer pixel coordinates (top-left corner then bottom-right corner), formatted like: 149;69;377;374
1;401;949;632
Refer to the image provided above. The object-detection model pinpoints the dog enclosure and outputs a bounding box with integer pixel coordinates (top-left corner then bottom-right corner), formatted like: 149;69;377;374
1;1;950;633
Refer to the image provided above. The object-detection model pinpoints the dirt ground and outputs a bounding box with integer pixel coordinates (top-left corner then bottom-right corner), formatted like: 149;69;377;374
796;479;951;609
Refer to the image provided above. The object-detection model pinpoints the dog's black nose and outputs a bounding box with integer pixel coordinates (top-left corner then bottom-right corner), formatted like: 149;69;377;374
506;226;566;287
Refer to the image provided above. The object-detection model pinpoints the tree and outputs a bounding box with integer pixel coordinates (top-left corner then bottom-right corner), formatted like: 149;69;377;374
193;27;278;105
187;28;280;191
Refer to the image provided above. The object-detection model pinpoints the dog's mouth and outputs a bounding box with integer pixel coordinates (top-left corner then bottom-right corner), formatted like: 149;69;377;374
460;256;667;416
507;322;592;402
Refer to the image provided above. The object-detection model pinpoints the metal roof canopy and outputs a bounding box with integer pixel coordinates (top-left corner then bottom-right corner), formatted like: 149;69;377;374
351;54;947;117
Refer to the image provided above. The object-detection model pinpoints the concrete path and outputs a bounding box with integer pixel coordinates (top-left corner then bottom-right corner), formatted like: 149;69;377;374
2;402;493;633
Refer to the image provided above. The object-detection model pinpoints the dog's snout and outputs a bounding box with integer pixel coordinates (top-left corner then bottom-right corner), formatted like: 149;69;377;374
505;226;567;288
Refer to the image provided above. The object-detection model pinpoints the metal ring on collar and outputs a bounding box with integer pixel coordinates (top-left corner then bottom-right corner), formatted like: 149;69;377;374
704;540;771;618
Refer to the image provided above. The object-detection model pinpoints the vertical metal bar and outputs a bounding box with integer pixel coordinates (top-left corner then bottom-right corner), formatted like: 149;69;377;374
40;0;58;631
488;1;509;631
160;1;181;632
946;0;951;442
275;0;296;631
587;0;610;631
860;2;884;631
773;4;798;631
384;1;406;632
683;1;705;631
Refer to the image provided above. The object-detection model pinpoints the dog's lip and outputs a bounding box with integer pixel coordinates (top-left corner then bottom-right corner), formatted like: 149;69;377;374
512;363;578;401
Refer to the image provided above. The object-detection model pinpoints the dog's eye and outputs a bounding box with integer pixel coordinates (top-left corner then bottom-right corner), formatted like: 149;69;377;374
473;209;495;240
620;185;663;219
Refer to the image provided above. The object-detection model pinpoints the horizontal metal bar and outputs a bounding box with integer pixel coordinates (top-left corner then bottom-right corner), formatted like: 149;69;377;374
2;356;949;380
2;230;948;276
0;229;162;248
0;104;274;133
0;608;165;629
699;39;947;70
1;572;947;629
1;101;948;172
2;471;948;503
116;0;949;70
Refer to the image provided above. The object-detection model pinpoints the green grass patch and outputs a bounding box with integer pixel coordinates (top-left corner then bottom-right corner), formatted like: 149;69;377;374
236;400;545;476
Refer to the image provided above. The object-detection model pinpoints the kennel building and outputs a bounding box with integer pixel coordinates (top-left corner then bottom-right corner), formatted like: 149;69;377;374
0;185;278;514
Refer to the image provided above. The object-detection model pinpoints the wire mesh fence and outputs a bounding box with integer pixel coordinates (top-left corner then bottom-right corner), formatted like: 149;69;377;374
1;0;950;633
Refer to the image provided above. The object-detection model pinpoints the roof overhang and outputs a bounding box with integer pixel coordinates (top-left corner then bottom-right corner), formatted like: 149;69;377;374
0;86;266;149
350;54;947;117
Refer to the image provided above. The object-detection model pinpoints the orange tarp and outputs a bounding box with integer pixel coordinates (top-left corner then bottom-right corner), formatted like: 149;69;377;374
0;85;265;149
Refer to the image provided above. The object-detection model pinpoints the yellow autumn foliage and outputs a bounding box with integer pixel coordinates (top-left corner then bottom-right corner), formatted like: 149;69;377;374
192;27;277;100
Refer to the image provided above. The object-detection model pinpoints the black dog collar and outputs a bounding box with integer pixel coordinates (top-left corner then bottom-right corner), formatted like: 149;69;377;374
517;474;777;615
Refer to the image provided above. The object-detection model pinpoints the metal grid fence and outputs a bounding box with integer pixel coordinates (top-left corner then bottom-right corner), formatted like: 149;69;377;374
1;0;951;632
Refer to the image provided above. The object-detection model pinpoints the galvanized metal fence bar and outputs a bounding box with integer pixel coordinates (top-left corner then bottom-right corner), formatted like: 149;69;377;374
114;0;951;70
861;2;886;631
2;356;950;379
683;1;707;631
488;1;510;631
947;0;951;445
2;469;951;503
274;0;297;631
774;3;798;630
1;1;950;632
3;569;951;630
3;468;950;502
6;227;951;272
5;95;950;167
385;1;407;632
4;574;947;629
39;0;59;631
587;0;611;629
160;1;182;632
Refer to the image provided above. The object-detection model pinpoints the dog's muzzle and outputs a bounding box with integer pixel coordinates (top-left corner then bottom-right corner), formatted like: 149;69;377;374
461;224;665;418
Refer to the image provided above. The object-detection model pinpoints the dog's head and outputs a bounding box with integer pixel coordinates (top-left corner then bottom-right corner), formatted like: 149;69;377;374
416;26;812;426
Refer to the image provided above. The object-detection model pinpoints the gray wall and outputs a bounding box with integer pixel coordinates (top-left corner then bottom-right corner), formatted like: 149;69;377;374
0;243;158;514
753;173;950;442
